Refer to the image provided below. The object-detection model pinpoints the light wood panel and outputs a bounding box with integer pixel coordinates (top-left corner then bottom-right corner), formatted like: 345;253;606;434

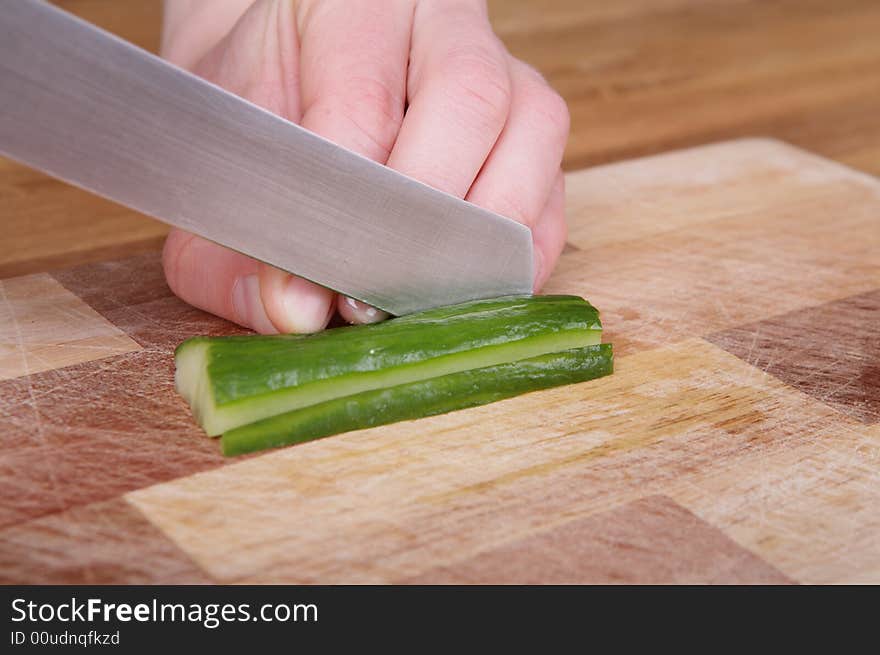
0;273;140;380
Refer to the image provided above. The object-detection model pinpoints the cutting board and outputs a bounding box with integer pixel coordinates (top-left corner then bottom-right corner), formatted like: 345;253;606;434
1;138;878;584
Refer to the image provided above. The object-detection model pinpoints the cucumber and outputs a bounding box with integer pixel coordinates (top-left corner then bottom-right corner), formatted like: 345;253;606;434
175;295;602;435
221;344;613;456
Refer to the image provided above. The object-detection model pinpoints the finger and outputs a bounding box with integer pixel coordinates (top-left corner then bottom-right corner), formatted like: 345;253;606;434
163;1;333;333
296;0;412;322
386;0;512;197
161;0;255;69
193;0;302;118
162;2;330;334
531;171;567;292
466;60;570;231
162;228;277;334
297;0;413;162
337;297;390;325
258;263;336;333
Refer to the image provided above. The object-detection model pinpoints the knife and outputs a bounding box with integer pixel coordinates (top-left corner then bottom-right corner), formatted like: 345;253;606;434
0;0;533;315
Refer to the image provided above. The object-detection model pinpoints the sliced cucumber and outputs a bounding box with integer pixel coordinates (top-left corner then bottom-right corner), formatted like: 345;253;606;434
221;344;613;456
175;295;602;435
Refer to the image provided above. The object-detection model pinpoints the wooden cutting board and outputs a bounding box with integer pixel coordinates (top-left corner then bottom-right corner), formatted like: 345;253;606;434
1;138;878;584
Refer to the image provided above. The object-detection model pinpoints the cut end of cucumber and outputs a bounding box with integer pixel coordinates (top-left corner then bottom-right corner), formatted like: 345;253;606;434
174;338;205;404
174;338;222;436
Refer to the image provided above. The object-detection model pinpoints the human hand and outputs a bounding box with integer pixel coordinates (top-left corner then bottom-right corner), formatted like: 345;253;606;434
160;0;569;333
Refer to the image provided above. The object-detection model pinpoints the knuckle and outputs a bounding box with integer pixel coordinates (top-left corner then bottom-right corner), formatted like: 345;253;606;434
312;76;404;159
537;88;571;140
347;75;406;132
441;43;512;128
514;62;570;142
520;83;569;144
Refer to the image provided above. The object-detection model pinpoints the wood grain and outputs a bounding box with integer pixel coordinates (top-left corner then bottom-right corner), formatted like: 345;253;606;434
0;498;211;585
3;139;878;583
0;0;165;279
0;156;170;279
0;255;245;527
0;349;227;527
405;495;792;584
125;336;873;583
670;427;880;584
709;290;880;424
4;0;880;276
551;139;880;355
563;137;880;251
0;273;140;380
492;0;880;171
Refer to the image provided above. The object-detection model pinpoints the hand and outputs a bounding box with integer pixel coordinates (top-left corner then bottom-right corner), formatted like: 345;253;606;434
160;0;569;333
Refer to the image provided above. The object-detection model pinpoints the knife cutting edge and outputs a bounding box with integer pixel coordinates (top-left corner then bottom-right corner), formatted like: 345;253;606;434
0;0;533;315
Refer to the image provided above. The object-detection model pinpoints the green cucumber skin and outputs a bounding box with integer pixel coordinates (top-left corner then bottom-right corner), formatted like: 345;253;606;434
184;295;599;404
177;295;602;435
221;344;613;457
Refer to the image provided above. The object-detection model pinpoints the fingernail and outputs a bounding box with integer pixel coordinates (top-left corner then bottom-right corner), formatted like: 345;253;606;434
532;248;545;293
232;274;277;333
281;276;332;333
343;296;389;324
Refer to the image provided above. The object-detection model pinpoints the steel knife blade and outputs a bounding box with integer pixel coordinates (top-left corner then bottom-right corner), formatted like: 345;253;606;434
0;0;533;315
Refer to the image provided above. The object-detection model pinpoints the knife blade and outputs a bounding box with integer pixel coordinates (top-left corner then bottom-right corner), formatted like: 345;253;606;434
0;0;533;315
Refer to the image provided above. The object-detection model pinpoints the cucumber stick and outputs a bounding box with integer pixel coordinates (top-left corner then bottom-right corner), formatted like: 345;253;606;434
221;344;613;456
175;295;602;436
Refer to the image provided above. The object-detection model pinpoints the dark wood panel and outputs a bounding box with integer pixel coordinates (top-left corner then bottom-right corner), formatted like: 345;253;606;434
709;289;880;424
0;498;211;584
0;255;245;526
406;495;793;584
